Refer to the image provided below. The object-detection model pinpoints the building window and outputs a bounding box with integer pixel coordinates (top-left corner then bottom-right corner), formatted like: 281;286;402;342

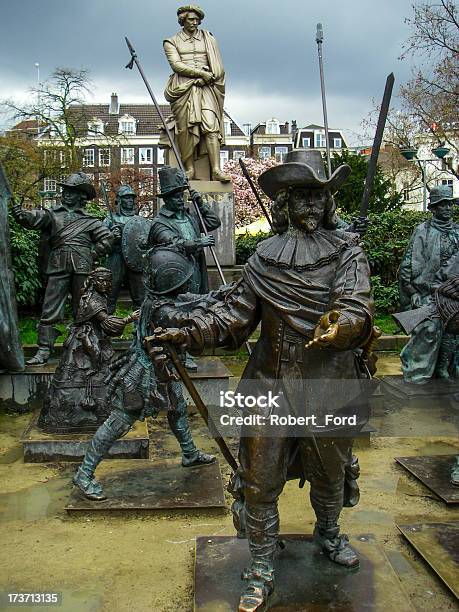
266;119;280;135
121;148;135;165
259;146;271;160
88;120;104;135
43;178;56;192
83;148;94;167
139;148;153;164
302;138;311;148
224;118;231;136
220;150;229;167
118;115;136;135
275;146;288;163
99;148;111;167
403;183;410;202
157;148;165;165
43;149;64;165
233;150;245;160
315;133;326;148
333;138;342;148
441;179;454;186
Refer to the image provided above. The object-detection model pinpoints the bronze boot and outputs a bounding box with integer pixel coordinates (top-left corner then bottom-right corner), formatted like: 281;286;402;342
238;504;277;612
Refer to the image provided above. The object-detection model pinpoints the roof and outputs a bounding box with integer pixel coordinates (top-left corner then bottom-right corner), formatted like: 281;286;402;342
56;103;246;137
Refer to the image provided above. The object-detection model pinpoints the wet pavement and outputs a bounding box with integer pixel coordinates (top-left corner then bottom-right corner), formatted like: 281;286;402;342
0;355;458;611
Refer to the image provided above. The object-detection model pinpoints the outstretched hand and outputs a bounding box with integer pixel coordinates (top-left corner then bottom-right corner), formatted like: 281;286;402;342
305;310;341;350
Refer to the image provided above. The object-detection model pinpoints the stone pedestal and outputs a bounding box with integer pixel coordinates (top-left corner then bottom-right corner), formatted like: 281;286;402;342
189;179;235;268
0;356;231;414
21;411;149;463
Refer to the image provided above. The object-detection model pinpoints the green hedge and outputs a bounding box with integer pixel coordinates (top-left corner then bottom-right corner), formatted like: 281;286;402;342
235;209;436;315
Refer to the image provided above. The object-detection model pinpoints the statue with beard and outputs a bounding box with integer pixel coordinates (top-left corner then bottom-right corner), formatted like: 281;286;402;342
398;185;459;383
152;150;374;611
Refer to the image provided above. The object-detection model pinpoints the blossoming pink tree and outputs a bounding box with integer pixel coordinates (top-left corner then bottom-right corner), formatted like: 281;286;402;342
224;157;279;228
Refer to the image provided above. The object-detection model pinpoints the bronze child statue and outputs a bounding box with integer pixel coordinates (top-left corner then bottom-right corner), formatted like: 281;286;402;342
153;149;374;612
38;267;138;432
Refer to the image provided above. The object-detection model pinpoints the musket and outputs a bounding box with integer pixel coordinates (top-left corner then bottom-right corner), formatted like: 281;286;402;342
359;73;395;219
238;158;273;231
125;36;252;356
124;36;225;283
144;336;239;472
316;24;332;178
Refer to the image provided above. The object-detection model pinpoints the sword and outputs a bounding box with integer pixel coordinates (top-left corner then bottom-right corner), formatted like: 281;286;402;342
144;335;239;472
359;73;395;219
238;158;273;231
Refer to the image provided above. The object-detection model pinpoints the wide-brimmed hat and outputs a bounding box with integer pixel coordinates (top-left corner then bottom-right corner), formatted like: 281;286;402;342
429;184;456;208
177;5;205;20
157;166;188;198
258;149;351;200
58;172;96;200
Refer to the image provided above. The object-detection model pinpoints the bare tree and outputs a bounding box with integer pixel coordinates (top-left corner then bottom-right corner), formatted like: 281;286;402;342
399;0;459;177
2;67;93;172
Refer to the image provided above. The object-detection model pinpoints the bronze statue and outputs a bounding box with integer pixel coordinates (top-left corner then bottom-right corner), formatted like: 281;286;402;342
72;246;215;501
149;166;221;370
153;149;374;611
12;172;114;365
104;185;151;313
38;268;138;432
0;163;24;372
397;185;459;383
162;5;229;181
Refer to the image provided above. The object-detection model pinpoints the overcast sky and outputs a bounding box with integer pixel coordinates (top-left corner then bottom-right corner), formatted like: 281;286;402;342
0;0;416;145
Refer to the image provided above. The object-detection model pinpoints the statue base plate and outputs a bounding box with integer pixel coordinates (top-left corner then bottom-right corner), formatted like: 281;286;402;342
1;356;231;414
65;460;225;514
194;534;414;611
397;522;459;599
381;375;459;404
395;455;459;504
21;411;149;463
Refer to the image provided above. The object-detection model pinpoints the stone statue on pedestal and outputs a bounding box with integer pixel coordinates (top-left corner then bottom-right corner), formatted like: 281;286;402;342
162;4;230;181
12;172;114;365
152;149;375;611
38;268;138;432
397;185;459;384
104;185;151;313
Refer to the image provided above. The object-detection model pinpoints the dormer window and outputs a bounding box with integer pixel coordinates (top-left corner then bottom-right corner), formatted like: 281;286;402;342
266;119;280;135
118;115;136;135
88;119;104;135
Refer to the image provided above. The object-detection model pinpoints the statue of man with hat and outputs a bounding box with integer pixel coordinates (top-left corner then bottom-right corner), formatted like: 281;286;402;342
152;149;375;611
104;184;151;314
12;172;114;365
398;184;459;383
162;4;229;181
149;166;221;369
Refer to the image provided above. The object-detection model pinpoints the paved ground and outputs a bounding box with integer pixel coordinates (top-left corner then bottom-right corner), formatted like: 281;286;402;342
0;354;458;612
